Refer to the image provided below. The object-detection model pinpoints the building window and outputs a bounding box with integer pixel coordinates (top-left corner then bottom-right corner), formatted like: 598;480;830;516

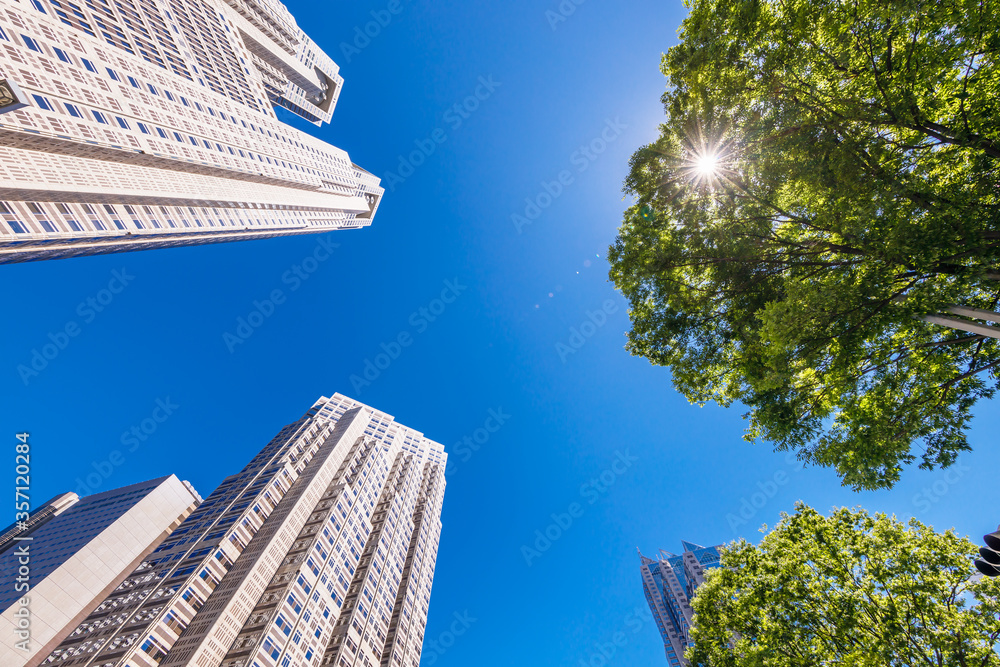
82;58;97;72
140;636;169;663
262;637;280;660
181;587;204;611
163;611;187;634
32;95;53;111
199;568;220;589
1;203;27;234
20;34;42;52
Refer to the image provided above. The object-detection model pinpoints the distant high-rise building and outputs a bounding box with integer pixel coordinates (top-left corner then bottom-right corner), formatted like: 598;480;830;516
41;393;447;667
0;476;201;667
639;542;722;667
0;0;382;264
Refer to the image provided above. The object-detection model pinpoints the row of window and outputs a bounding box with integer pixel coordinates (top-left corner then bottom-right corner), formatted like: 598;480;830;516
27;89;314;172
5;26;346;181
0;201;324;237
90;51;350;179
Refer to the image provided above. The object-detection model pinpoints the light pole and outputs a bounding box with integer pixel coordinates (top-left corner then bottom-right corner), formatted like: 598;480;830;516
974;527;1000;577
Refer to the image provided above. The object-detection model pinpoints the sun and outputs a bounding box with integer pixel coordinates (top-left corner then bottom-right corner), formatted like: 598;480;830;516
682;139;733;189
680;146;725;188
695;153;719;177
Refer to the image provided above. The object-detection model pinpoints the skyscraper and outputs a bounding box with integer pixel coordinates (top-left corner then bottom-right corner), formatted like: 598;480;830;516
639;541;721;667
0;476;201;667
41;393;447;667
0;0;382;264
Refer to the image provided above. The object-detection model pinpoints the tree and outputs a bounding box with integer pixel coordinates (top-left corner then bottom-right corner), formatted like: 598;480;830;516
688;504;1000;666
609;0;1000;489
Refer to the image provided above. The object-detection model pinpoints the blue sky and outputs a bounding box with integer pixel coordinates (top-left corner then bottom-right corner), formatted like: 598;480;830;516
4;0;1000;665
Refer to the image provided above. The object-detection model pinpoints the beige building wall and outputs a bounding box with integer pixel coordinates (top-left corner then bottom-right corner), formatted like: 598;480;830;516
0;475;200;667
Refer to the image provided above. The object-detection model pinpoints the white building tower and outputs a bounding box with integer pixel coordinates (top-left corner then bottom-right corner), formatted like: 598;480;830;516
0;0;382;263
41;394;447;667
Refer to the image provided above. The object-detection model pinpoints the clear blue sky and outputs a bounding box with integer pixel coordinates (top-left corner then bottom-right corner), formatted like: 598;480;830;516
4;1;999;665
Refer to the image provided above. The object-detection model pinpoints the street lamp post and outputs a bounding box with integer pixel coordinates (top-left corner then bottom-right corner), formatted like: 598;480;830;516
974;527;1000;577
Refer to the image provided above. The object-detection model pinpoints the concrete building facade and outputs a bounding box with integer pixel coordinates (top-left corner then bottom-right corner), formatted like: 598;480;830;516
40;393;447;667
639;541;721;667
0;476;201;667
0;0;382;263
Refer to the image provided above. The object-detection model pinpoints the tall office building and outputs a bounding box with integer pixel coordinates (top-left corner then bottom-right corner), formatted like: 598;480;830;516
41;393;447;667
639;541;722;667
0;476;201;667
0;0;382;264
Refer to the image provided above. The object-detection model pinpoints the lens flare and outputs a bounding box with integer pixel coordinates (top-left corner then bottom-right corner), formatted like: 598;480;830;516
696;153;718;176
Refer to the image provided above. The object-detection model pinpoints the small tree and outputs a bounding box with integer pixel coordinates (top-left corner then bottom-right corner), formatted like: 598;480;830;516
689;504;1000;666
610;0;1000;489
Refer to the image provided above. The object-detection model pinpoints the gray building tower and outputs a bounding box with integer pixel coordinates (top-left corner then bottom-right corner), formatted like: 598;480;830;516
0;0;382;263
40;393;447;667
0;476;201;667
639;542;722;667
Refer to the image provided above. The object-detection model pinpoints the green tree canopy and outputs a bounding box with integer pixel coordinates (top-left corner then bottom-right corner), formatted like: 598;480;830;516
610;0;1000;489
689;504;1000;666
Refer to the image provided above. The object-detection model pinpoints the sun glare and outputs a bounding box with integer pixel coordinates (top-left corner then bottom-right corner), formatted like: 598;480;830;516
662;123;739;191
681;137;734;189
696;153;718;176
